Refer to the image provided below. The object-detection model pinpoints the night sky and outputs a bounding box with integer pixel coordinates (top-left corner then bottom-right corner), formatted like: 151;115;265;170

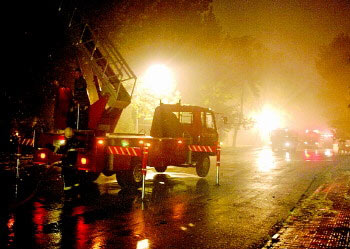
1;1;70;149
14;0;350;105
214;0;350;56
213;0;350;129
2;0;349;149
14;1;64;95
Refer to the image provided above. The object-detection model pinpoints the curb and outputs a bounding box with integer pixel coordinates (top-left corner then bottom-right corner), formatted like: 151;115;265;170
262;162;350;248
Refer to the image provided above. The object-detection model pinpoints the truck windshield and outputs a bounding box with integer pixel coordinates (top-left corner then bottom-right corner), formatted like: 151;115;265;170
201;112;215;129
175;112;193;124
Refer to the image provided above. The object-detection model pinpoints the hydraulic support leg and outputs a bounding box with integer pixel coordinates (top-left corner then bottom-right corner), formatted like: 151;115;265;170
216;144;221;186
141;146;149;200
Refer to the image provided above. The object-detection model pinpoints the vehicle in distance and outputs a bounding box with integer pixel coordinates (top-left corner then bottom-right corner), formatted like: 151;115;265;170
270;128;298;152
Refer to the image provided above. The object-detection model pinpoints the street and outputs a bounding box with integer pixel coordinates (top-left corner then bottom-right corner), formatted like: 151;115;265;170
1;146;343;249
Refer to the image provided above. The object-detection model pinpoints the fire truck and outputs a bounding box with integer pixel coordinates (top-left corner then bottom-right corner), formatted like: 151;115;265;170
33;3;219;189
302;130;321;149
270;128;298;152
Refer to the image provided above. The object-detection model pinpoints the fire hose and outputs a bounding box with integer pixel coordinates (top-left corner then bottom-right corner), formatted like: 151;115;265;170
8;160;62;209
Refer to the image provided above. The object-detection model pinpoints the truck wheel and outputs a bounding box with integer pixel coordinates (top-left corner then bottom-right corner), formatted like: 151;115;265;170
78;171;100;184
102;170;115;177
155;166;167;173
116;160;143;189
196;155;210;177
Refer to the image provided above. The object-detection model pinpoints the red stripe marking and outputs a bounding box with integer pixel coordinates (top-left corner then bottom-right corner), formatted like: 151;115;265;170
187;145;216;152
108;147;113;154
115;147;119;155
119;147;125;155
108;146;143;156
131;148;137;156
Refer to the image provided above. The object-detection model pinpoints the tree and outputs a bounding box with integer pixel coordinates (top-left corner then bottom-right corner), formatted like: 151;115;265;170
89;0;227;133
316;33;350;138
198;35;274;146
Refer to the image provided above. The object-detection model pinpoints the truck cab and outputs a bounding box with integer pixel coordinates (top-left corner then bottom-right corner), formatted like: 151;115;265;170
150;103;218;146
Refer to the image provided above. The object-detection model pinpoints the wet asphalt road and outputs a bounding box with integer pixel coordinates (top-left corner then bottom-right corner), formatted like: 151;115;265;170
0;146;341;249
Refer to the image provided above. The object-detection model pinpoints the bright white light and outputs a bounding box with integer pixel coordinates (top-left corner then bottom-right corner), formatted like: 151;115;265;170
137;239;150;249
256;147;276;172
324;149;333;157
285;152;291;162
142;64;175;97
254;105;283;141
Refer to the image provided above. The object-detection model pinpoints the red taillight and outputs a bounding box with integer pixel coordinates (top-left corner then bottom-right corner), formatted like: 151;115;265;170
97;139;105;145
40;153;46;159
177;140;183;144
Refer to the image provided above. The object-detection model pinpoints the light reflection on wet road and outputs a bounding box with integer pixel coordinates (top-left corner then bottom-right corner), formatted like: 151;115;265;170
1;146;341;249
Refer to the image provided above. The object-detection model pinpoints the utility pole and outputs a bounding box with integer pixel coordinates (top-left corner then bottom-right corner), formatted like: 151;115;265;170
232;84;244;147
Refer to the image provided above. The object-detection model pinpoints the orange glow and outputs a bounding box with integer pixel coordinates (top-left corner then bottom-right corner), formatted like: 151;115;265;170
172;202;185;220
92;237;105;249
131;209;146;243
40;153;46;159
7;215;15;230
97;139;104;145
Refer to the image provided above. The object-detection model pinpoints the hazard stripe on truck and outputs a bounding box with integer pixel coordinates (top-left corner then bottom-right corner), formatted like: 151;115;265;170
107;146;142;156
19;138;34;146
188;145;215;152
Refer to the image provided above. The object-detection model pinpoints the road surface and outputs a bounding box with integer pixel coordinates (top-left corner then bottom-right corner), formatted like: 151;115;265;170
0;146;342;249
